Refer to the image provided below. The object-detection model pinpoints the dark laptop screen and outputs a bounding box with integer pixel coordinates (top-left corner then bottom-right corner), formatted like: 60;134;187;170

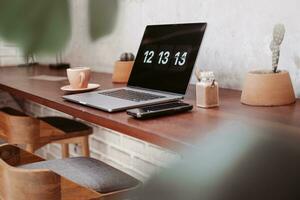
128;23;207;95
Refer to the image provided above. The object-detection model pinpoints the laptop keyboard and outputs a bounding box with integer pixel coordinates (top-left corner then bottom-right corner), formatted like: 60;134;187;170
100;89;165;102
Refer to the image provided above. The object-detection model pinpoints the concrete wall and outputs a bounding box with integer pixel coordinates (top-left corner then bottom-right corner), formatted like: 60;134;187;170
63;0;300;96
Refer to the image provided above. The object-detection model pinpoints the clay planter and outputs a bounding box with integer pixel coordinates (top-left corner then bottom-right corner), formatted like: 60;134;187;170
241;70;296;106
112;61;134;83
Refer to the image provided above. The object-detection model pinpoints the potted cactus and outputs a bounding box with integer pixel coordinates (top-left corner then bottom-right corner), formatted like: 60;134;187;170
241;24;296;106
112;52;135;83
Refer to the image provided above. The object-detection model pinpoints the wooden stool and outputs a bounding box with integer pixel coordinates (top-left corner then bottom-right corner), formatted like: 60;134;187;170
0;144;101;200
0;107;92;158
0;144;142;200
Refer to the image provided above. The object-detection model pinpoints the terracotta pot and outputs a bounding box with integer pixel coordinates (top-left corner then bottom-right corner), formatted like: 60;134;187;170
112;61;134;83
241;70;296;106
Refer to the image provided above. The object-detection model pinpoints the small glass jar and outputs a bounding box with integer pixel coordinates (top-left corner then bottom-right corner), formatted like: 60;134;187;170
196;71;219;108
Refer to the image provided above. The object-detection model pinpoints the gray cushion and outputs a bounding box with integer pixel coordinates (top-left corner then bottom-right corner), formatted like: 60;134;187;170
0;139;6;144
0;107;26;116
39;117;92;133
19;157;140;193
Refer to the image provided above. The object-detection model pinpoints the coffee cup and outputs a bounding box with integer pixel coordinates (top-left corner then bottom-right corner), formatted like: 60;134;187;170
67;67;91;89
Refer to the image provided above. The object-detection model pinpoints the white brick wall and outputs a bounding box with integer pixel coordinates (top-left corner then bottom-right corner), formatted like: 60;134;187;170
20;100;181;181
0;40;24;66
0;91;22;110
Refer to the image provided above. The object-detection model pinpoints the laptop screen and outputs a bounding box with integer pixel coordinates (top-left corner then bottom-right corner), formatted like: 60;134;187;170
128;23;207;95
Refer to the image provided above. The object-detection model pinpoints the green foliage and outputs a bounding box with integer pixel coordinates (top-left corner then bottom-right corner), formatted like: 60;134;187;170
0;0;119;55
0;0;70;55
89;0;119;41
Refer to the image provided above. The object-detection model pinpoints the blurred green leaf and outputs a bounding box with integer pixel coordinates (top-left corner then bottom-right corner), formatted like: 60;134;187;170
89;0;119;41
0;0;71;55
0;0;119;55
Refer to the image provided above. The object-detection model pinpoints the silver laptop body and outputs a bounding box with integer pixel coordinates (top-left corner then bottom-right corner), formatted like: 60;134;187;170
63;23;207;112
63;86;182;112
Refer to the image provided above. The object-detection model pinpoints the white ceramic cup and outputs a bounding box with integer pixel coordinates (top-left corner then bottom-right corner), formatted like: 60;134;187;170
67;67;91;89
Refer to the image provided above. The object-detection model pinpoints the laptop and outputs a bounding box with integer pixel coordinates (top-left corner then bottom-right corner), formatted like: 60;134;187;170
63;23;207;112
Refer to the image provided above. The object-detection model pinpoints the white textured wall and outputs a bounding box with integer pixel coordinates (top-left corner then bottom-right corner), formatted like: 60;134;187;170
63;0;300;96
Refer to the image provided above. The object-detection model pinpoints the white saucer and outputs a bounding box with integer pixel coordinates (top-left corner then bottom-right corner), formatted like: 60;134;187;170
61;83;100;93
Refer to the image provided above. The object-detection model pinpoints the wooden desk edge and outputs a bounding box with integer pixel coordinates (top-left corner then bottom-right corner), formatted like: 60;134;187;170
0;82;187;151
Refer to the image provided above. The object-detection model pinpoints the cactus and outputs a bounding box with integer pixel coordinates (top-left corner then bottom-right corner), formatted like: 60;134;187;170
120;52;135;61
270;24;285;73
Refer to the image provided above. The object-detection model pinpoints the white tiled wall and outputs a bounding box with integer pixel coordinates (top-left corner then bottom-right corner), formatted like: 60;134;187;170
0;97;180;181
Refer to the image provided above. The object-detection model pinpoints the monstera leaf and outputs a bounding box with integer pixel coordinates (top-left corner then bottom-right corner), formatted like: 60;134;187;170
0;0;118;54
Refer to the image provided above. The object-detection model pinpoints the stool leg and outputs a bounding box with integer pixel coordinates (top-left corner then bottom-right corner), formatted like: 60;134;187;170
81;136;90;157
26;144;35;153
61;143;70;158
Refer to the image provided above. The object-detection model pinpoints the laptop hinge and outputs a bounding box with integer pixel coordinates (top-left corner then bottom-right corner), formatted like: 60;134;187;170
127;86;184;97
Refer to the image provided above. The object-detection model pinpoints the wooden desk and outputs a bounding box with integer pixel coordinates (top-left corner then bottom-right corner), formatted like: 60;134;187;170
1;65;300;151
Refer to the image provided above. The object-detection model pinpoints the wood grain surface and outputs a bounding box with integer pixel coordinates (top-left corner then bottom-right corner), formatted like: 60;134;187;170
1;65;300;151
